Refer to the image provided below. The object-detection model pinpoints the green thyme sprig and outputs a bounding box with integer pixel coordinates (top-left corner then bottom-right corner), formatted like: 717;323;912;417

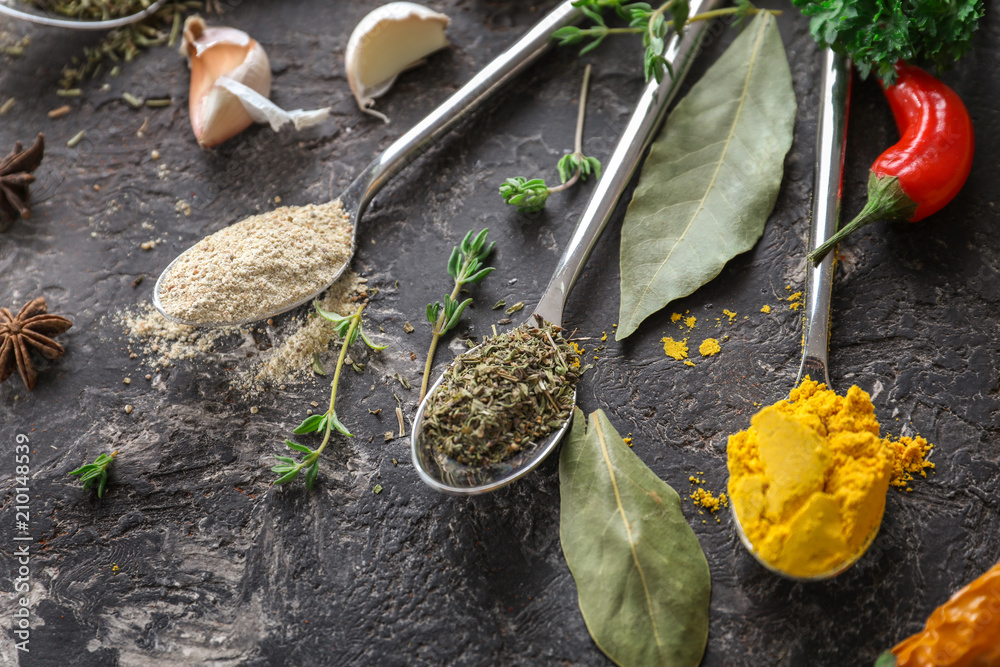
553;0;767;82
499;65;602;213
272;302;386;490
419;229;496;400
69;451;117;498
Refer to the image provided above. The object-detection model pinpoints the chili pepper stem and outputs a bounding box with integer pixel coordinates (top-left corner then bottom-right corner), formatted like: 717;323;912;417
808;172;918;265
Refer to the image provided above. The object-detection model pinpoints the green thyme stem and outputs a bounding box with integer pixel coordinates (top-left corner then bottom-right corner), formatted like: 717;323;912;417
548;64;592;195
290;304;362;475
568;8;778;41
420;282;461;401
314;304;362;458
648;0;677;43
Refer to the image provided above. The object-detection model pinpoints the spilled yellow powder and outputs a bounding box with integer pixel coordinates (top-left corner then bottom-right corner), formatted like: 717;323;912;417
761;304;771;314
723;309;737;322
692;487;729;513
671;313;683;323
789;301;803;311
601;331;608;342
699;338;721;357
568;342;585;369
887;436;935;490
684;360;696;367
727;378;892;578
661;337;689;360
787;291;802;302
623;434;633;447
685;316;697;329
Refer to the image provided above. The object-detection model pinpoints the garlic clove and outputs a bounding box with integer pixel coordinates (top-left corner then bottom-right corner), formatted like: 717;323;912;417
346;2;451;123
182;15;272;147
182;16;331;147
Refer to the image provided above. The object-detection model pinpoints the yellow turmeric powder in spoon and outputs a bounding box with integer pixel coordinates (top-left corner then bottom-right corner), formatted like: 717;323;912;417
727;378;893;578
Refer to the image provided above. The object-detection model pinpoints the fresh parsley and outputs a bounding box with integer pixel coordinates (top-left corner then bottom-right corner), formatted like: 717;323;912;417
791;0;984;83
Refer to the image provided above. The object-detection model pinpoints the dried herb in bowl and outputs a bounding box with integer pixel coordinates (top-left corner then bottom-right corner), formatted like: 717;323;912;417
421;323;587;468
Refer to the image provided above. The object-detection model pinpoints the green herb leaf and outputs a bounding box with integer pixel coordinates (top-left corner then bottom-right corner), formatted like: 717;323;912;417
285;440;313;454
311;352;327;376
560;408;711;667
305;461;319;490
69;451;116;497
315;304;348;324
328;411;353;437
427;301;441;324
360;328;388;351
617;13;795;339
293;414;327;434
275;469;300;484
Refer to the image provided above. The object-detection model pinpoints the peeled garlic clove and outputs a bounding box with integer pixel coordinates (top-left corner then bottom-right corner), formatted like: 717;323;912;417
182;15;272;147
346;2;451;123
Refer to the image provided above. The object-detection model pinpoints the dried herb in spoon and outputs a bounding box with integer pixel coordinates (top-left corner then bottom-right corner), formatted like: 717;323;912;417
422;323;588;468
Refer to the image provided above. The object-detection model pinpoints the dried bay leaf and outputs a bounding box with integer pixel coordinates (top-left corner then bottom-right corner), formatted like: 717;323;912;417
559;408;710;667
617;13;796;340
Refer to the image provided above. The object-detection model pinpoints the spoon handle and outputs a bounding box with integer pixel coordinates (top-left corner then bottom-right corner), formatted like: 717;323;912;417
797;50;852;387
0;0;166;29
340;0;581;215
531;0;724;327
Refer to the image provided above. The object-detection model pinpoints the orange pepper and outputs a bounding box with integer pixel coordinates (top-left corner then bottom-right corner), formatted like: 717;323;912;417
881;561;1000;667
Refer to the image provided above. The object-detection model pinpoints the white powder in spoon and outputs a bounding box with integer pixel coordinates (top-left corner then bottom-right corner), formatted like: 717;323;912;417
158;200;353;324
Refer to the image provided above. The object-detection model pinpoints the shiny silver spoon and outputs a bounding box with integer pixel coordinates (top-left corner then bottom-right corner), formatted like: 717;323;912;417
152;0;582;328
0;0;166;29
729;50;866;581
410;0;725;496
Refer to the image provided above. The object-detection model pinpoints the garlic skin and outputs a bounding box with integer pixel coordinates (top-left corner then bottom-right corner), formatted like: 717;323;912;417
182;16;272;147
346;2;451;123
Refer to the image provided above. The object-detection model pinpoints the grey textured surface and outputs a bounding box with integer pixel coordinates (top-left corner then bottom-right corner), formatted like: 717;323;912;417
1;1;998;665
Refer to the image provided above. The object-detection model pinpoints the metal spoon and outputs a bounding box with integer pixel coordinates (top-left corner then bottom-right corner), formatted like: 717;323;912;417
729;50;863;580
152;1;582;327
0;0;167;29
410;0;725;496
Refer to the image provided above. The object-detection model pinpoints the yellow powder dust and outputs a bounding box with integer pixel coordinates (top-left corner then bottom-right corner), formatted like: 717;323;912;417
601;331;608;342
685;316;697;329
684;360;696;367
661;337;689;360
623;434;633;447
671;313;683;323
787;291;803;302
760;304;771;314
727;378;892;578
887;435;935;490
569;342;585;369
723;309;737;323
789;301;803;311
691;487;729;513
699;338;721;357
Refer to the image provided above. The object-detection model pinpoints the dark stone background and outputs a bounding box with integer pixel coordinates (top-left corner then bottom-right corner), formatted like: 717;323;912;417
1;0;998;665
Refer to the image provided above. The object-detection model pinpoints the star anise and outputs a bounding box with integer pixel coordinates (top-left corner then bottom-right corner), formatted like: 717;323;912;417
0;297;72;391
0;133;45;233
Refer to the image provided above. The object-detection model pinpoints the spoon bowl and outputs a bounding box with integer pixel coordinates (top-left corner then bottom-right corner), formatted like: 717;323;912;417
410;0;724;495
152;1;583;327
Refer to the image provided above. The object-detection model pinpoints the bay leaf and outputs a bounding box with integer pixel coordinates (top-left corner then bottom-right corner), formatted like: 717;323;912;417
559;408;710;667
616;12;796;340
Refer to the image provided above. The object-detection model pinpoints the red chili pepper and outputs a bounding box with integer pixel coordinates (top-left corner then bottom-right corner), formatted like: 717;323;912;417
809;62;975;264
